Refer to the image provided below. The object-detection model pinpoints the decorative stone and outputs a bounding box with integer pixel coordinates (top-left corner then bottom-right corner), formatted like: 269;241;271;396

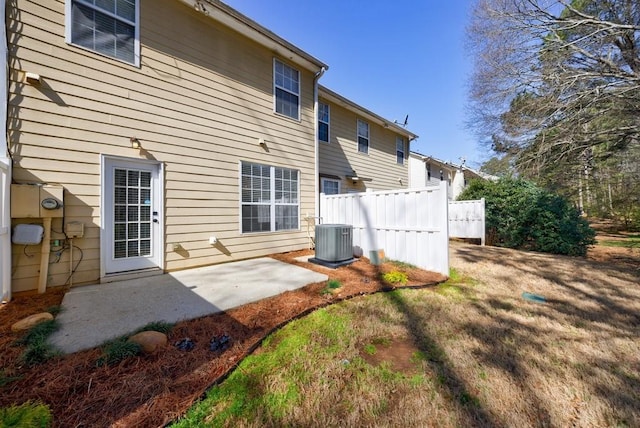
128;331;168;354
11;312;54;332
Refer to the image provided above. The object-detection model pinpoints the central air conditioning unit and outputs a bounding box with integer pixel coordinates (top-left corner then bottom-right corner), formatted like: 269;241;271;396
309;224;355;268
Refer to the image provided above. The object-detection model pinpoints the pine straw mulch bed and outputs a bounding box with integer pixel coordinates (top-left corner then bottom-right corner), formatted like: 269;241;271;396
0;250;445;427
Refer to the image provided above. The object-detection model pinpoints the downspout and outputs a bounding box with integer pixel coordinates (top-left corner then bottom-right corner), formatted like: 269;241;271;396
313;67;326;221
1;0;11;302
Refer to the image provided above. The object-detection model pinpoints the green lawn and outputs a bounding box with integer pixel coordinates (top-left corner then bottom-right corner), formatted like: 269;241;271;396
172;261;640;428
597;235;640;248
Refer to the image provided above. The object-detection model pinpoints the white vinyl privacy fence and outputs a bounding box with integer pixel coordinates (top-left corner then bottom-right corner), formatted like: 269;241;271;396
448;199;486;245
320;182;449;276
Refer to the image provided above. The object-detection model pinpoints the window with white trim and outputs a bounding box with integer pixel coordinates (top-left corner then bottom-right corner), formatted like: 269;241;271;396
318;102;330;143
357;119;369;154
67;0;139;66
321;177;340;195
396;136;405;165
241;162;299;233
274;59;300;120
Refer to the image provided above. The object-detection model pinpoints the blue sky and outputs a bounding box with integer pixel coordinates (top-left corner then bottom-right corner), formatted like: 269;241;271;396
223;0;484;168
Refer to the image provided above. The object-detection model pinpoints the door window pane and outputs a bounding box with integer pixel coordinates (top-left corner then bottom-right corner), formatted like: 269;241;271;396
113;166;153;260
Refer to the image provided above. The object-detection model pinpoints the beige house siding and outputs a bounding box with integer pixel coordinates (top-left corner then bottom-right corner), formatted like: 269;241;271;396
9;0;322;292
318;94;413;194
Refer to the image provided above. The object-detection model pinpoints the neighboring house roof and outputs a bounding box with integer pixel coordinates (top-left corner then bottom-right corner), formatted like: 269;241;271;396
319;85;418;141
410;151;498;181
178;0;329;72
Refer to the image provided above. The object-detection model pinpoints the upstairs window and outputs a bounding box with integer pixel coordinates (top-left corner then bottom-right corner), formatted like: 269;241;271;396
396;137;405;165
318;102;330;143
67;0;139;66
357;119;369;154
274;59;300;120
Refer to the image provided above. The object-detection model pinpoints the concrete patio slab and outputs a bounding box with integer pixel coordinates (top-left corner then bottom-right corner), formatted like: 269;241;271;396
48;257;328;354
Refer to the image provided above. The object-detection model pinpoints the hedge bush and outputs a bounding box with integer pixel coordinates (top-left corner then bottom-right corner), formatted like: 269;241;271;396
0;401;51;427
458;178;595;256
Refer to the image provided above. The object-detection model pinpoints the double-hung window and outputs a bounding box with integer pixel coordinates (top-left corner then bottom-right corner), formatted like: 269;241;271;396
321;177;340;195
357;119;369;154
67;0;140;66
318;102;330;143
274;59;300;120
241;162;299;233
396;136;405;165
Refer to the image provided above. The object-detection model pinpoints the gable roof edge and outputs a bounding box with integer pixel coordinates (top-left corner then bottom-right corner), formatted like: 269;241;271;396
177;0;328;72
319;85;417;141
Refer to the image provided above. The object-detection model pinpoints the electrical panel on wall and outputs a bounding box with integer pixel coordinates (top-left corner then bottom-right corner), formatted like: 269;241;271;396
10;184;64;218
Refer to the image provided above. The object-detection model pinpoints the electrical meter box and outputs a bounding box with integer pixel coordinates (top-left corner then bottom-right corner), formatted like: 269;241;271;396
11;184;64;218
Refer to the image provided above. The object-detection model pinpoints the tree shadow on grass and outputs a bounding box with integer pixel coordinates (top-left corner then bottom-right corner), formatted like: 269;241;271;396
383;290;508;427
451;242;640;426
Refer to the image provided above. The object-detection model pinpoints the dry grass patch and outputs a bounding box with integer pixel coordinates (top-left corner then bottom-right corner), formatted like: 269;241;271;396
450;242;640;427
175;243;640;427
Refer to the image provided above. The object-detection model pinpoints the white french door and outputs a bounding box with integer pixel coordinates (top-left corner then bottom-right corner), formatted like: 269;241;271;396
102;156;162;275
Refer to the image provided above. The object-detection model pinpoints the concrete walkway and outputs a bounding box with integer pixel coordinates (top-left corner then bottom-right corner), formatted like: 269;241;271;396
48;258;328;354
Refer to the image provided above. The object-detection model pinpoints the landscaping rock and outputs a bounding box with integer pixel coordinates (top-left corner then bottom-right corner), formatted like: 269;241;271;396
128;331;167;354
11;312;54;332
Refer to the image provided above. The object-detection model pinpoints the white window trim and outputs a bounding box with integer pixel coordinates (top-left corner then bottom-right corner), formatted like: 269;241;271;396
396;136;405;165
357;119;369;154
318;102;330;143
65;0;141;67
239;161;300;234
273;58;301;121
321;177;340;195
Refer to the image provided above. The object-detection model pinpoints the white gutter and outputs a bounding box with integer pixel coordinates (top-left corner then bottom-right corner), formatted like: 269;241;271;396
313;66;327;220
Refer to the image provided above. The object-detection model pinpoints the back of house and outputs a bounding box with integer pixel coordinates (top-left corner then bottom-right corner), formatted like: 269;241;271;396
318;86;416;195
7;0;327;293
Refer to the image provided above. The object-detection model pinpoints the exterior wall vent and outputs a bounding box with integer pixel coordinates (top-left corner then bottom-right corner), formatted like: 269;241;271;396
314;224;353;263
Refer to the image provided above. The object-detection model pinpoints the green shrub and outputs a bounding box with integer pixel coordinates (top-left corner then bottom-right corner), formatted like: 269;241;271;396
327;279;341;289
14;320;61;366
321;279;342;295
0;401;52;427
382;271;408;285
96;339;141;367
14;320;59;347
458;178;595;256
133;321;174;335
20;342;60;367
